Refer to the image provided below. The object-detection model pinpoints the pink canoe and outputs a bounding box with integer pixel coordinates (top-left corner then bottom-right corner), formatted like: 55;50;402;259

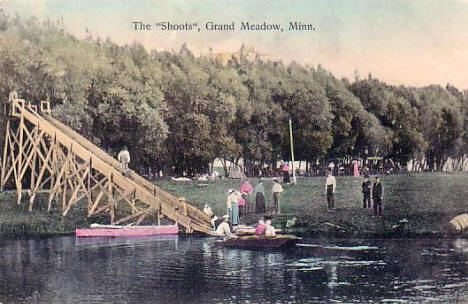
76;224;179;237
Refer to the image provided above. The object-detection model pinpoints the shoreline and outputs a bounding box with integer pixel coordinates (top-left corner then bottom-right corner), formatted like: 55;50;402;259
0;230;456;241
0;220;455;241
1;172;467;241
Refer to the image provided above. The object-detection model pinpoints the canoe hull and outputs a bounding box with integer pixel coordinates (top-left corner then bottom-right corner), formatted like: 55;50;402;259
76;225;179;237
217;235;300;249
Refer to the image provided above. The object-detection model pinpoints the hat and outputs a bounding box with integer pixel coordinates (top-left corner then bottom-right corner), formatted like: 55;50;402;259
222;215;229;219
178;197;185;201
228;189;235;194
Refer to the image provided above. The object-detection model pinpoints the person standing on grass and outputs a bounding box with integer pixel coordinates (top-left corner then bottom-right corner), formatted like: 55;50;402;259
240;180;254;214
282;161;290;184
271;179;283;215
362;175;372;209
372;176;384;216
226;189;240;226
325;171;336;210
255;179;266;214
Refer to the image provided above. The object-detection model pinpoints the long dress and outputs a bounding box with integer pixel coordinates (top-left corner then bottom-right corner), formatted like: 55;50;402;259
227;192;240;226
229;202;240;226
282;164;290;183
255;182;266;214
353;160;360;177
240;182;254;213
255;193;265;214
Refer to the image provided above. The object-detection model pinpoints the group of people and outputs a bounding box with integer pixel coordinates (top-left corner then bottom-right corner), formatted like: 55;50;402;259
254;218;276;237
325;171;384;216
361;175;384;216
212;214;277;238
205;178;286;238
225;179;284;226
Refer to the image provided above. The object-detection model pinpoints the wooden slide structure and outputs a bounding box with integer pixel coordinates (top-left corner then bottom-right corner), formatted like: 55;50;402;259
0;92;212;234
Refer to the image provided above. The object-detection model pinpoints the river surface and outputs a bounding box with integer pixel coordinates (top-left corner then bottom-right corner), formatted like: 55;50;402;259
1;236;468;304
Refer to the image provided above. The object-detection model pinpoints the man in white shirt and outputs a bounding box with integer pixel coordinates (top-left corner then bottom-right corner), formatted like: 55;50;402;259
215;215;235;237
325;172;336;210
117;146;130;176
272;179;283;215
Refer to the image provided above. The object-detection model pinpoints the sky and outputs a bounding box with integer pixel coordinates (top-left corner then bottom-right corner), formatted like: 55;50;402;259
3;0;468;89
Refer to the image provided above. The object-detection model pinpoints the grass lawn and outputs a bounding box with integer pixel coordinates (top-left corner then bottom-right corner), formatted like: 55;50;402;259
0;172;467;238
156;172;468;237
0;191;91;238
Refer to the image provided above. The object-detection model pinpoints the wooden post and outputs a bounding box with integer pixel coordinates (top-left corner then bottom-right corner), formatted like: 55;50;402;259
15;108;25;205
289;119;296;185
131;189;136;215
108;173;114;224
1;120;10;191
88;158;92;210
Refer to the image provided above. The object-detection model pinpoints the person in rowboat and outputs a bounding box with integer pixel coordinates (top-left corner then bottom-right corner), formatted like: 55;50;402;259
215;215;237;238
265;219;276;237
254;218;266;236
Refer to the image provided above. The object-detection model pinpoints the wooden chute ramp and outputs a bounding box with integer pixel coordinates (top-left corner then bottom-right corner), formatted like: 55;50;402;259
0;92;212;234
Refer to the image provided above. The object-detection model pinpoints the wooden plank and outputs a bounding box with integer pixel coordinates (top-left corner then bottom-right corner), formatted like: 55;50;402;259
0;120;10;189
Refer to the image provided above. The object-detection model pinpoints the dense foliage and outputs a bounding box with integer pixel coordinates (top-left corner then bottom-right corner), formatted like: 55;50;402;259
1;13;467;175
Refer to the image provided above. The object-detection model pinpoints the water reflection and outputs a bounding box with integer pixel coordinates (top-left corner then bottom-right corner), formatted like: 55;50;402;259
0;237;468;303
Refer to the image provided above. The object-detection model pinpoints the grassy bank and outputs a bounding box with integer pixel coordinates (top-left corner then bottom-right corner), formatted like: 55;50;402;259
0;172;467;238
0;192;90;238
157;172;468;237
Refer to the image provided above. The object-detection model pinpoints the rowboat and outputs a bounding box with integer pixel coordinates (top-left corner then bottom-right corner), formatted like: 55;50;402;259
75;234;178;246
75;223;179;237
216;235;301;249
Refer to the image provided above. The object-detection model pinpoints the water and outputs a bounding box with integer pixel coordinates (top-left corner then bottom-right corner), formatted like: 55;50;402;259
1;236;468;304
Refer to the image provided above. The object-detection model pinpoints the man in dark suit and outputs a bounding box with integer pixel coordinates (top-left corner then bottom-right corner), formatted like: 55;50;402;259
372;176;384;216
362;175;372;209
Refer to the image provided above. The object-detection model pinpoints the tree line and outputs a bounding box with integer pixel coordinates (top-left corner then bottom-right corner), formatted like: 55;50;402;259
1;12;467;176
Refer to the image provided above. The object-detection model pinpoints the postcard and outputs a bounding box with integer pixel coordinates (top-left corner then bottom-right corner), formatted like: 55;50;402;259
0;1;467;303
